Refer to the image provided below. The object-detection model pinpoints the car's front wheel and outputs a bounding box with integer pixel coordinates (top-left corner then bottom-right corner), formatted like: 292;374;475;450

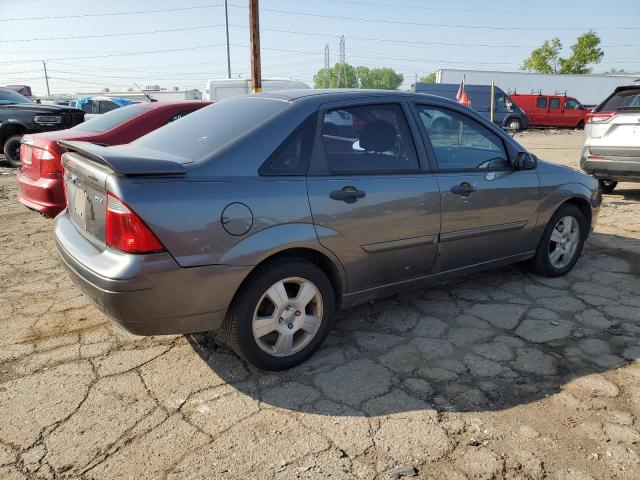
223;259;335;370
529;203;587;277
3;135;22;167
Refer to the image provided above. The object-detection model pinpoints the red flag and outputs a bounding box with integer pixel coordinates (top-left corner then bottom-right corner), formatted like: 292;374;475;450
456;79;471;107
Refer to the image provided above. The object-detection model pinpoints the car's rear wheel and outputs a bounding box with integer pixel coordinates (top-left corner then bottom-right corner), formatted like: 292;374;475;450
3;135;22;167
529;203;587;277
432;117;450;134
223;259;335;370
598;180;617;194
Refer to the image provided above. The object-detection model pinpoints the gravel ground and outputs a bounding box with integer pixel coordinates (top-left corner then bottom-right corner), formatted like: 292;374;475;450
0;130;639;480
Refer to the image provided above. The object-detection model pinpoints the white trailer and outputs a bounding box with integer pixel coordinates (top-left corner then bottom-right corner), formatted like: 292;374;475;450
435;69;639;106
206;78;310;101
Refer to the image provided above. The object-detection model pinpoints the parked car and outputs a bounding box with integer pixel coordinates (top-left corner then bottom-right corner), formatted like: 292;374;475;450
18;101;210;217
580;82;640;193
73;96;136;119
510;94;588;129
414;83;530;131
0;87;84;167
54;90;600;370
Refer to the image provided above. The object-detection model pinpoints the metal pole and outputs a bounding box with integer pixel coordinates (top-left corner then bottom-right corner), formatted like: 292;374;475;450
224;0;231;79
42;60;50;97
490;80;495;123
249;0;262;92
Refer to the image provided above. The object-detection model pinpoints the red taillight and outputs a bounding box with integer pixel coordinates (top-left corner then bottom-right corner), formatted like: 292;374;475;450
35;142;64;178
585;112;616;124
105;193;165;254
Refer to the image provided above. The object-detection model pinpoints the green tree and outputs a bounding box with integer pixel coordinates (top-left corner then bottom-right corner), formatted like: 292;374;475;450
418;72;437;83
356;66;404;90
313;63;403;90
521;31;604;74
313;63;358;88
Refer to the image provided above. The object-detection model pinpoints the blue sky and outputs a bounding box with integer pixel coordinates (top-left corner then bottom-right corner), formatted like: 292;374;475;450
1;0;639;96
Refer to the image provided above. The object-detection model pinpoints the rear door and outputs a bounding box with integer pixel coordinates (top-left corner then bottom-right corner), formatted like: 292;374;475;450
412;102;539;272
307;99;441;292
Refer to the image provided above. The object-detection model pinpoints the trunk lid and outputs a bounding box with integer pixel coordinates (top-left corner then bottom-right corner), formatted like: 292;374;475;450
60;141;187;248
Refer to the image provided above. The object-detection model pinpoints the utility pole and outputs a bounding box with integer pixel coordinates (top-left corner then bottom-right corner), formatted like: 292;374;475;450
249;0;261;92
42;60;50;97
338;36;345;88
323;44;330;88
224;0;231;79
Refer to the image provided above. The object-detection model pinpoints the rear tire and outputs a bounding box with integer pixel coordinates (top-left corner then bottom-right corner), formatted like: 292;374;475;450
3;135;22;167
529;203;587;277
222;259;335;370
598;180;617;194
506;118;522;132
432;117;450;134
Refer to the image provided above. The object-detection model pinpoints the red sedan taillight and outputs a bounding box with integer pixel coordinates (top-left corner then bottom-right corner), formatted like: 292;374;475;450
105;193;165;254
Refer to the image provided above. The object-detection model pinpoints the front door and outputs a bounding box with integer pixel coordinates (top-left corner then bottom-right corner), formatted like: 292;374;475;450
413;103;540;272
308;102;441;292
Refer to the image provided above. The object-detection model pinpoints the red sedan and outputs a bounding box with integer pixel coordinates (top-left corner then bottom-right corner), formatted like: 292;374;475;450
17;101;211;217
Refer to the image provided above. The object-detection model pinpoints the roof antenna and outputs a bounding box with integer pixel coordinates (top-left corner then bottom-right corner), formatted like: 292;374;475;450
134;83;157;102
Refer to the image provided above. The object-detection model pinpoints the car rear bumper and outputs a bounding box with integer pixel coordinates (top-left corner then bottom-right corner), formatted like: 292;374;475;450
581;155;640;182
17;171;66;217
53;211;252;336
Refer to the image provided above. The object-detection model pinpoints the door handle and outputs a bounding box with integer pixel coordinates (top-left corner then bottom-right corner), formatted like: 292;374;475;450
330;186;366;203
450;182;476;197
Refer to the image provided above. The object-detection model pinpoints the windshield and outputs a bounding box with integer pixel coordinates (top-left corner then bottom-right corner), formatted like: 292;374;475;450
598;88;640;112
0;88;35;105
73;104;148;132
134;96;289;162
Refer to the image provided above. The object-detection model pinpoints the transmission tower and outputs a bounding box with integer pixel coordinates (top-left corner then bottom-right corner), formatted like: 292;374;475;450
323;44;330;88
338;35;346;88
324;43;330;69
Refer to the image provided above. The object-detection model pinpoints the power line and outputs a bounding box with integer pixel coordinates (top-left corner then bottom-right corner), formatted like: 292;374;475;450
0;4;224;22
0;25;225;43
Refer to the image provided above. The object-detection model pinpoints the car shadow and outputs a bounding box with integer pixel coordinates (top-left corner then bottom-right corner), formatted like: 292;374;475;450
187;232;639;415
607;186;640;201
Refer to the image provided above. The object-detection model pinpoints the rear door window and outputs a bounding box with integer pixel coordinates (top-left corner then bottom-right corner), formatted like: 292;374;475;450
536;97;547;108
549;98;561;109
260;113;316;176
320;103;419;175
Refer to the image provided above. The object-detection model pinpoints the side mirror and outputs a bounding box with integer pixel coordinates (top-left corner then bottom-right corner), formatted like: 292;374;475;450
513;151;537;170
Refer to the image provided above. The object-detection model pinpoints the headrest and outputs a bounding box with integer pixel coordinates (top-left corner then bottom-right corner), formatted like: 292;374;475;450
359;120;396;153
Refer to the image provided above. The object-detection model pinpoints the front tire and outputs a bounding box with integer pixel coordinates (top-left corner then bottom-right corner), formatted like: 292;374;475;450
223;259;335;370
529;204;587;277
506;118;522;132
3;135;22;167
598;180;617;194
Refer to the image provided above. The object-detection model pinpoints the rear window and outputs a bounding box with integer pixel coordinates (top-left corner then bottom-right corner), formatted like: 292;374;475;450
134;96;289;162
73;104;148;132
598;88;640;112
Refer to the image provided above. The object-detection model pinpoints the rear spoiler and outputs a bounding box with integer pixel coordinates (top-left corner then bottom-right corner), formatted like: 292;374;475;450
59;140;187;176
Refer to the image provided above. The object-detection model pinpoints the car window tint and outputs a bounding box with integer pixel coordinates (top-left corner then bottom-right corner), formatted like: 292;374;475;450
99;101;119;114
320;103;419;175
536;97;547;108
73;104;148;132
416;105;509;171
135;97;288;162
260;113;316;176
549;98;561;109
167;109;196;124
598;88;640;112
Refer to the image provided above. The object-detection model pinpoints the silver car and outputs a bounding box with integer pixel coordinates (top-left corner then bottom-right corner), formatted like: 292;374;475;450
54;90;601;370
581;81;640;193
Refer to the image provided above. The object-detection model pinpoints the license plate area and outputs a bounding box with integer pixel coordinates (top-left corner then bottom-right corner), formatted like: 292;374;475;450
66;174;87;230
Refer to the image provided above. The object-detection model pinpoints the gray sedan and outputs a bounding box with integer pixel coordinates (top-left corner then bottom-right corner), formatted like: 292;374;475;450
54;90;601;370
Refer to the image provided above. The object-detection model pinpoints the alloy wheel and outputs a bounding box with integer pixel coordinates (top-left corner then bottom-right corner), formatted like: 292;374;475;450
252;277;323;357
548;215;580;269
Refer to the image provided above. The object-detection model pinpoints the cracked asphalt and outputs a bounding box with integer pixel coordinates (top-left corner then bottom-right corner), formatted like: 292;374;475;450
1;130;639;479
